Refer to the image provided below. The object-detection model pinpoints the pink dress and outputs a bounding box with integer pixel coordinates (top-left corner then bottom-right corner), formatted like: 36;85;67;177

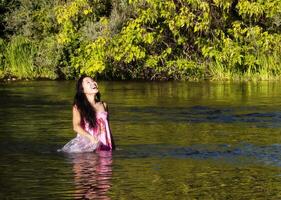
59;111;114;153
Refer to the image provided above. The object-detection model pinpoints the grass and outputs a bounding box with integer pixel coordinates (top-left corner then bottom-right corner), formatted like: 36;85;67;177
5;36;35;79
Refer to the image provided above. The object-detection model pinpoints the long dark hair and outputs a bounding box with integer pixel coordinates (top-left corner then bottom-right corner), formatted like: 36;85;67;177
73;75;101;129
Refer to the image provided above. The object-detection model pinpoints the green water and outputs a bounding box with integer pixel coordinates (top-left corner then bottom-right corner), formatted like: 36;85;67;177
0;81;281;199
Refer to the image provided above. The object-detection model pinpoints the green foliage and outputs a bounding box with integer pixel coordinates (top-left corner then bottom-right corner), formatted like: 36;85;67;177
3;0;61;79
5;36;35;79
0;38;5;79
4;35;61;79
33;36;60;79
54;0;114;77
1;0;281;80
71;36;108;76
201;18;281;80
105;0;211;79
55;0;93;44
5;0;58;38
237;0;281;30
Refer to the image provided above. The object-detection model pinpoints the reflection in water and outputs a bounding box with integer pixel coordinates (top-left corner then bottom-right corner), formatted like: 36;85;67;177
68;151;112;200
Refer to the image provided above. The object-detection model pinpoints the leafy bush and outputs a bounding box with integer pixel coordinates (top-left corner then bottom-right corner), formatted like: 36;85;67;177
1;0;281;80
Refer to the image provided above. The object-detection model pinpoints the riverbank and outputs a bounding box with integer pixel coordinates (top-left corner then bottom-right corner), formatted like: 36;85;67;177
1;69;281;82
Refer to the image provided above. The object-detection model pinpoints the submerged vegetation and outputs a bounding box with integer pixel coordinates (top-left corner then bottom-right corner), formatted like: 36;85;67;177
0;0;281;81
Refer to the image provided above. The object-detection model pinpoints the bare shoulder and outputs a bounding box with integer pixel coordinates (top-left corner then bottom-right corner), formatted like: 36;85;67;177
102;101;108;111
72;105;79;113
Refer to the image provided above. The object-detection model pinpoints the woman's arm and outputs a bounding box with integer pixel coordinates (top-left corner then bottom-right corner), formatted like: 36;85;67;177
72;105;98;143
103;102;116;150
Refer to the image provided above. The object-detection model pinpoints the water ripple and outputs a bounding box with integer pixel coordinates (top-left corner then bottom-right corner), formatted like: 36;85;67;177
115;106;281;127
116;143;281;167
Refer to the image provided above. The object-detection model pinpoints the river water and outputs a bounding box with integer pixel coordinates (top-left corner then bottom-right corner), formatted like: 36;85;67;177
0;80;281;199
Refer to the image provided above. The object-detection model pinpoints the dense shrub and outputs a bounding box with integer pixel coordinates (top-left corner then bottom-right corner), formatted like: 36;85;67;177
1;0;281;80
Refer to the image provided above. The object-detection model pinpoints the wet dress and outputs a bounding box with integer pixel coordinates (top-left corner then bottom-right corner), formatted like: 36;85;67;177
59;111;114;153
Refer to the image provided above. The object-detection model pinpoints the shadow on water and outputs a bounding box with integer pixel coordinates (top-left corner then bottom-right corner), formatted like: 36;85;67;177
116;143;281;167
2;137;281;168
118;106;281;128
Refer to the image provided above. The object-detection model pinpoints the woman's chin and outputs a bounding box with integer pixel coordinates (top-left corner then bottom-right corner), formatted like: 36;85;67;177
86;91;98;95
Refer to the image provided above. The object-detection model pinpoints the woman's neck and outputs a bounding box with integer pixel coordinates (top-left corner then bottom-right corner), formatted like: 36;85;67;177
86;94;96;105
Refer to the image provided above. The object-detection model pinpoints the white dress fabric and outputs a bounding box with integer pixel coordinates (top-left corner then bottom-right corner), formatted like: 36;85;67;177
58;111;113;153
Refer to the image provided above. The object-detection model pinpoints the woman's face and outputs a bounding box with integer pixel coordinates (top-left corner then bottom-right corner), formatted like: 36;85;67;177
82;77;99;94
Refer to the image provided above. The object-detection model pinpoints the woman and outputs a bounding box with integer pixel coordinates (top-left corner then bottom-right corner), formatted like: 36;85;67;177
59;76;115;153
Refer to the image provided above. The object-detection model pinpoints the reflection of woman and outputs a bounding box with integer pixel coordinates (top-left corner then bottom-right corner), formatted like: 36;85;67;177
60;76;115;153
71;151;113;199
